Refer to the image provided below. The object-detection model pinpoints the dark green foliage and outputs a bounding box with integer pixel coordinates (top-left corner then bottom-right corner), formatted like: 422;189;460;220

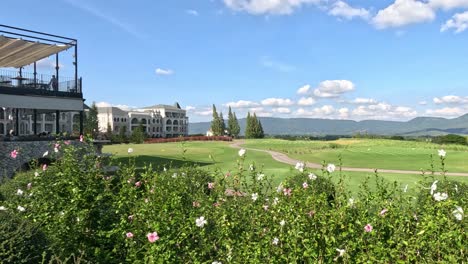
130;123;146;144
219;112;226;136
210;105;224;136
227;107;240;138
84;102;99;138
245;112;264;138
0;212;49;263
433;134;467;145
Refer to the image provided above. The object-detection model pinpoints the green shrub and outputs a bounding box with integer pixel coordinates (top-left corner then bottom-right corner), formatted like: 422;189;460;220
433;134;467;145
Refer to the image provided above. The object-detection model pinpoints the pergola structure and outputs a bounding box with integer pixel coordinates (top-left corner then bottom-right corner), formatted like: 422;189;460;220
0;24;84;137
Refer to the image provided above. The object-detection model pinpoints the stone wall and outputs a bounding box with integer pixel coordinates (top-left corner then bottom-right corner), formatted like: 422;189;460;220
0;141;60;180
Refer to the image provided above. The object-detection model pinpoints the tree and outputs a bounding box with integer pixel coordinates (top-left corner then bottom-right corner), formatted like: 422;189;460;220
84;102;99;138
231;112;240;138
130;123;146;144
106;122;113;139
257;117;264;138
118;126;128;143
245;112;254;139
210;105;223;136
219;112;226;136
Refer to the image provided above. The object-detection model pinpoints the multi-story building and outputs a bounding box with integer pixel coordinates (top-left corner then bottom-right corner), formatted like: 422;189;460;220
97;103;188;138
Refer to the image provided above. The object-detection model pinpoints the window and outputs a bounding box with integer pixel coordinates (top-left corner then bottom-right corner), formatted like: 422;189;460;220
0;108;4;120
121;118;124;122
0;123;4;135
173;120;179;126
166;119;172;125
166;127;171;132
131;118;139;124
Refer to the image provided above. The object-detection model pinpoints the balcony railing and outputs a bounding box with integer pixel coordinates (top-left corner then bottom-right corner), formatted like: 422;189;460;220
0;69;82;98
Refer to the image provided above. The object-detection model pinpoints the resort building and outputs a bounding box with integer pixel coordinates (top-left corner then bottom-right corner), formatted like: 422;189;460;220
97;103;189;138
0;25;84;138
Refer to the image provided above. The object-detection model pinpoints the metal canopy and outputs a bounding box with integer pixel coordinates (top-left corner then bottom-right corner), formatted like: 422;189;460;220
0;36;70;68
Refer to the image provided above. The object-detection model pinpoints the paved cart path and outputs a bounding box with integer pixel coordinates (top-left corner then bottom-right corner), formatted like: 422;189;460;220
229;140;468;177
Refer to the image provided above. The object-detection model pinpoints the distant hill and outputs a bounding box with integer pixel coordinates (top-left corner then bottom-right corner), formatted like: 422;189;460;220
189;114;468;136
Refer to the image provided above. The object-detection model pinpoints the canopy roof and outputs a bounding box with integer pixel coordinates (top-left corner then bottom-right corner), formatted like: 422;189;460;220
0;36;71;68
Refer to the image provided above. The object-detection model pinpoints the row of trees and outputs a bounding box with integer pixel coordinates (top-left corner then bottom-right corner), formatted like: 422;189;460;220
210;105;264;138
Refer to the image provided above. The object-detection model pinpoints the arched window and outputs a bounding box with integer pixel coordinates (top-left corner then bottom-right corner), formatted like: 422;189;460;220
141;119;147;124
131;118;139;124
173;120;179;125
166;119;172;125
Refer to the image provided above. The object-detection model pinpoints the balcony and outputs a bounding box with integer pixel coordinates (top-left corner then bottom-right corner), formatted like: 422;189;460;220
0;69;82;98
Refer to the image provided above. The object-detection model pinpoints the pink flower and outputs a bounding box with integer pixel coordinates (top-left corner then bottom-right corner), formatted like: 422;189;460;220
380;208;388;216
283;188;292;196
79;135;84;142
64;140;71;145
10;149;18;159
213;202;221;207
42;164;47;171
208;182;214;189
308;210;316;217
364;224;373;232
135;181;142;187
54;143;60;149
193;201;200;207
147;232;159;243
225;172;231;177
302;182;308;189
27;183;32;190
126;232;134;238
263;205;269;211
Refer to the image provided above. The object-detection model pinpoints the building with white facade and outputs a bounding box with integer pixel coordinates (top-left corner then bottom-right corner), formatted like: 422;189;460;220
97;103;188;138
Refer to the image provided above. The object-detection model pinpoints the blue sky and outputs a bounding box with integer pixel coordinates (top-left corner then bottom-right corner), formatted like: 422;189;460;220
3;0;468;122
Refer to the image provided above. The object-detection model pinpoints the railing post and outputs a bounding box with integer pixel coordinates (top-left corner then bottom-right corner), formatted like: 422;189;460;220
33;109;37;135
56;110;60;135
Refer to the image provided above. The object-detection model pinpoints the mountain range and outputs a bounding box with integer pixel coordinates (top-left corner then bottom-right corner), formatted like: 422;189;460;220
188;114;468;136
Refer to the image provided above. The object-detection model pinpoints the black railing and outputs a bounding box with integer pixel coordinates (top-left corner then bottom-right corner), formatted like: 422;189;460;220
0;69;82;97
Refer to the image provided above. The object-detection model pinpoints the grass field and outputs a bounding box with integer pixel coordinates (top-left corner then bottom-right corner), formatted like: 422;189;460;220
103;139;468;192
243;138;468;173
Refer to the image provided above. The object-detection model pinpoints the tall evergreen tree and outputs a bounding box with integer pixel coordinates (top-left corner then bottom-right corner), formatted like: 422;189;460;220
245;112;254;139
257;118;264;138
84;102;99;138
219;112;226;136
227;106;234;136
252;113;261;138
231;112;240;138
210;104;223;136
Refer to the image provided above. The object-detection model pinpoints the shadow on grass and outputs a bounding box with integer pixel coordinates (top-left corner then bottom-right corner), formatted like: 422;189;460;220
112;155;214;170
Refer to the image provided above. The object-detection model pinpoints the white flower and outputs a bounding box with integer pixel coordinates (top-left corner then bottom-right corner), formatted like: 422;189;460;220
302;182;308;189
172;173;178;178
327;164;336;173
257;174;265;181
249;164;255;171
128;148;134;154
280;220;286;226
348;198;355;207
295;162;305;172
433;192;448;201
273;197;279;206
251;193;258;201
163;167;167;172
212;261;222;264
16;189;23;196
0;206;6;211
42;151;48;157
430;180;438;195
454;184;458;193
452;206;464;221
54;147;59;153
272;237;279;245
403;184;408;193
17;205;25;212
308;173;317;180
276;183;284;193
336;248;345;257
438;149;446;157
34;171;39;177
238;148;246;157
196;216;207;228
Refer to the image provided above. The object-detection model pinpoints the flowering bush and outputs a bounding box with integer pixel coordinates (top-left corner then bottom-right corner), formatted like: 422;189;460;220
0;144;466;263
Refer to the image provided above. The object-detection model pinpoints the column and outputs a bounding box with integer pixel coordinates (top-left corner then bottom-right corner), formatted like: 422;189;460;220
56;110;60;134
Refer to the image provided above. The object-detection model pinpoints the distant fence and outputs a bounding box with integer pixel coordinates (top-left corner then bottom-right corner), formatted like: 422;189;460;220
145;136;233;144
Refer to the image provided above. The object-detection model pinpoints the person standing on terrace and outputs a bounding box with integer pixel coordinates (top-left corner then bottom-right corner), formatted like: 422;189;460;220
49;75;58;91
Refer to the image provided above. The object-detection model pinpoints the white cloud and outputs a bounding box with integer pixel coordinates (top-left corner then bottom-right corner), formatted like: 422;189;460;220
419;101;428;105
328;1;370;20
433;95;468;104
426;107;465;116
352;103;417;119
372;0;435;29
313;80;355;98
95;102;133;110
186;106;196;111
429;0;468;10
225;100;259;108
194;110;213;116
273;107;292;114
155;68;174;75
36;58;64;70
186;9;199;16
338;107;350;119
298;97;316;106
261;98;295;106
96;102;112;107
297;84;311;95
223;0;323;15
261;57;295;72
350;98;378;104
441;11;468;33
296;105;336;117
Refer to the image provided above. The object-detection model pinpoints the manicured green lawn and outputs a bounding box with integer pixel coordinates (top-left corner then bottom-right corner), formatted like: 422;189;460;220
103;140;468;193
243;138;468;173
